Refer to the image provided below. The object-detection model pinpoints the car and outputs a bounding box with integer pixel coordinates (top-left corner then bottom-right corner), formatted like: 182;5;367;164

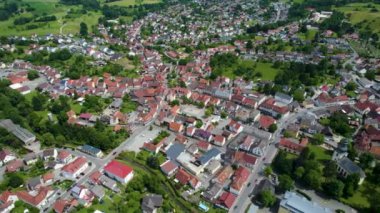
247;182;251;187
263;157;266;161
80;172;85;176
113;151;117;155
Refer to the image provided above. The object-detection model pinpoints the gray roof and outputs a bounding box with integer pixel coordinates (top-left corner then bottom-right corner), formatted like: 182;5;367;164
27;176;41;189
80;144;102;155
165;143;185;161
203;183;223;201
280;191;333;213
24;153;37;162
0;119;36;144
275;92;293;102
110;99;123;108
142;194;163;213
337;157;365;178
197;148;221;165
90;185;105;198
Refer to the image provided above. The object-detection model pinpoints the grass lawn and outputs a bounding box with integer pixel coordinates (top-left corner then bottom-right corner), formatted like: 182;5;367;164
297;29;318;41
121;99;138;113
335;3;380;33
114;57;136;70
340;181;380;210
0;0;101;36
349;40;380;58
255;62;280;81
106;0;161;7
308;144;332;162
69;100;83;114
24;90;39;102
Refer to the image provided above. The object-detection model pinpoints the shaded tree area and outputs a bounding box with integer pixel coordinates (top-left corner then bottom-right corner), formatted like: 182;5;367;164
274;60;337;87
0;79;126;151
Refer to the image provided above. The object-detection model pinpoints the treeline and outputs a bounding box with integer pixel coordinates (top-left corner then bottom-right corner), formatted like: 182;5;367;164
0;80;126;151
60;0;101;10
273;148;380;212
13;15;57;25
274;60;336;87
0;2;18;21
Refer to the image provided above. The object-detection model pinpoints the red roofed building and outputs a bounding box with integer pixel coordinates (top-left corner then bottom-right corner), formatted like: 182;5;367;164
217;191;236;210
16;187;53;209
279;137;309;155
175;168;191;185
169;122;184;133
57;150;72;164
197;140;211;152
160;160;179;176
0;191;18;212
5;159;23;173
53;198;78;213
226;120;243;134
89;171;102;185
104;160;134;184
61;157;88;179
230;166;250;194
259;115;276;130
232;151;257;169
213;135;226;146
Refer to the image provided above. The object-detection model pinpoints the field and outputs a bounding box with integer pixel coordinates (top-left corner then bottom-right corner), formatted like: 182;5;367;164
308;144;332;162
340;181;380;210
255;62;280;81
0;0;101;36
0;0;162;36
106;0;161;7
335;3;380;33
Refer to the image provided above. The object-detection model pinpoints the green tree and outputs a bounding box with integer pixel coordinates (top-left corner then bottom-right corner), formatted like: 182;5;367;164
7;173;24;188
303;170;322;189
311;133;325;145
146;156;160;169
293;89;305;102
323;160;337;179
323;180;344;198
257;190;276;207
27;70;39;80
80;22;88;37
278;174;294;192
264;166;273;177
294;167;305;180
268;123;277;133
32;93;48;111
359;153;374;169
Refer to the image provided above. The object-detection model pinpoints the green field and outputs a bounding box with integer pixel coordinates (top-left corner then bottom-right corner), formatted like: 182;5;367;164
340;181;380;210
335;3;380;33
0;0;101;36
255;62;280;81
308;144;332;162
106;0;161;7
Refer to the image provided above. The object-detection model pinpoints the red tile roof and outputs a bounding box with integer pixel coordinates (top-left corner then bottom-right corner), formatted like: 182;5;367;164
279;137;308;153
259;115;276;129
160;160;178;175
218;192;236;209
230;166;250;192
104;160;133;179
17;186;52;207
62;157;87;174
175;168;191;185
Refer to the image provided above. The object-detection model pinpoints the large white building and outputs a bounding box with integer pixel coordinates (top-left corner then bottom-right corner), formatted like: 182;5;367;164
104;160;134;184
61;157;88;179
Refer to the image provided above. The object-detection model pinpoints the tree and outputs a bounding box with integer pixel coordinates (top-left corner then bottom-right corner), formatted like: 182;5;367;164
294;167;305;180
80;22;88;37
343;173;360;197
27;70;39;80
293;89;305;102
344;81;357;91
365;70;376;81
303;170;322;189
246;40;253;49
32;93;48;111
323;160;337;179
322;179;344;198
278;175;294;192
311;133;325;145
372;163;380;184
257;190;276;207
146;156;160;169
268;123;277;133
7;173;24;188
359;153;374;169
264;166;272;177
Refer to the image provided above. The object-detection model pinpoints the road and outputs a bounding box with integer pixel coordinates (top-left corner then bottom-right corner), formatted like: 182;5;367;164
230;101;353;213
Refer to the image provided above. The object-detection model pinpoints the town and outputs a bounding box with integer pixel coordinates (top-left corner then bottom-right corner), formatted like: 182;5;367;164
0;0;379;213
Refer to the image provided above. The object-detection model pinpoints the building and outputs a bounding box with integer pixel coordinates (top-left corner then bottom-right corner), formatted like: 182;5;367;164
0;191;18;213
0;150;16;166
0;119;36;144
79;145;104;158
279;191;332;213
70;185;94;207
23;153;38;165
141;194;163;213
216;191;236;210
336;157;366;185
160;160;179;176
42;148;58;160
104;160;134;184
16;187;53;209
53;199;78;213
61;157;88;179
57;150;73;164
230;166;250;195
275;92;293;105
279;137;308;155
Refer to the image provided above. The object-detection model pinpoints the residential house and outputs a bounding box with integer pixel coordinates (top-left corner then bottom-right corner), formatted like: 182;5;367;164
16;187;53;209
70;185;94;207
212;166;234;185
53;199;78;213
226;120;243;134
230;166;250;195
142;194;163;213
57;150;73;164
275;92;293;105
23;153;38;165
279;137;308;155
104;160;134;184
61;157;88;179
213;135;226;146
0;150;16;166
160;160;179;176
42;149;58;161
216;191;236;210
5;160;24;173
0;191;18;213
79;145;104;158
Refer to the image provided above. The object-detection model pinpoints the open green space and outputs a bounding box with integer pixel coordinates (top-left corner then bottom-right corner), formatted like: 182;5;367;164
335;3;380;33
106;0;161;7
340;181;380;210
308;144;332;162
255;62;280;81
0;0;102;36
